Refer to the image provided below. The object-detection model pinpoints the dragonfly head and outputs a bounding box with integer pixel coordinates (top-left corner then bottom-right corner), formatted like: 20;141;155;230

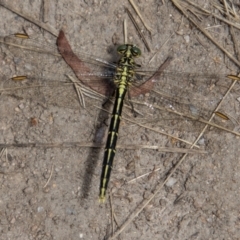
117;44;141;58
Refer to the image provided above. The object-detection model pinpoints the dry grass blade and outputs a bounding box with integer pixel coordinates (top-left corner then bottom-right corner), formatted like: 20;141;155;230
109;192;114;236
0;82;73;93
0;35;60;57
65;74;105;108
66;75;86;108
125;7;151;52
128;0;154;34
124;19;128;44
0;142;206;154
42;164;54;188
115;145;206;154
0;148;6;159
127;166;163;184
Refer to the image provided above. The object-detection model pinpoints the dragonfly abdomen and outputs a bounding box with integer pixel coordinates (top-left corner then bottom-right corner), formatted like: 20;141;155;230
99;44;141;202
99;85;127;202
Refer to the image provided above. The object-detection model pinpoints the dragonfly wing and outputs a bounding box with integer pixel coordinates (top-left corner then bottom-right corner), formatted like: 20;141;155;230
128;67;237;134
57;30;114;96
0;32;116;110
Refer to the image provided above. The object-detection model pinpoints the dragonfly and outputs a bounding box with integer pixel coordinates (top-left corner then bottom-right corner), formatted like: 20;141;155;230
96;43;142;202
0;31;239;202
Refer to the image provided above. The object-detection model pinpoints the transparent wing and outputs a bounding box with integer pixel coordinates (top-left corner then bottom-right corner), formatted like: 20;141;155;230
0;32;239;138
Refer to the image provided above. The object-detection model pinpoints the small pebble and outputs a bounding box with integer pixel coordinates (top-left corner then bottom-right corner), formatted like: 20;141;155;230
18;103;25;109
23;187;34;194
37;206;44;213
183;35;190;43
166;177;177;187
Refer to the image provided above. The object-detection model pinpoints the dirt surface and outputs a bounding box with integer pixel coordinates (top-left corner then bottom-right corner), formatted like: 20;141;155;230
0;0;240;239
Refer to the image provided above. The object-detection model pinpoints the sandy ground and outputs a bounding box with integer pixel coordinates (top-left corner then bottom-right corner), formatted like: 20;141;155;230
0;0;240;239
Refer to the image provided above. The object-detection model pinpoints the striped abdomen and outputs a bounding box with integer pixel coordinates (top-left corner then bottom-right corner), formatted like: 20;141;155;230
99;44;141;202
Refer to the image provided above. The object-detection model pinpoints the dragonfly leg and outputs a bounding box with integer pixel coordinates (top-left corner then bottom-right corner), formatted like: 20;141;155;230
127;90;137;117
102;89;116;108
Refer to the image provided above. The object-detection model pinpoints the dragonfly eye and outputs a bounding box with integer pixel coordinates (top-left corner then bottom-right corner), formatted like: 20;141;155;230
131;46;141;57
117;44;141;57
117;44;128;54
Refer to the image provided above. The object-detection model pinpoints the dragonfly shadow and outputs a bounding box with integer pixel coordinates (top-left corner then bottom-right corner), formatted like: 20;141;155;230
80;97;113;201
